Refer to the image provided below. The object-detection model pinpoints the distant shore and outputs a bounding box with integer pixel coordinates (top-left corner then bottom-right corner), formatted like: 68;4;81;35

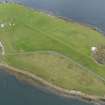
0;64;105;105
1;1;105;36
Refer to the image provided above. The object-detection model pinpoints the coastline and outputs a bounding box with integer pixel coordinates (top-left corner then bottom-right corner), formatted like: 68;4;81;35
0;64;105;105
1;1;105;36
0;2;104;105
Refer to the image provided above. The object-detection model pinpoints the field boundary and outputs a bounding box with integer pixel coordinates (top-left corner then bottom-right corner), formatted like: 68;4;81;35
4;50;105;83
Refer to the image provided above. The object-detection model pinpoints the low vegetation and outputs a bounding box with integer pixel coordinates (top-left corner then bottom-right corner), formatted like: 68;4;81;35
0;4;105;96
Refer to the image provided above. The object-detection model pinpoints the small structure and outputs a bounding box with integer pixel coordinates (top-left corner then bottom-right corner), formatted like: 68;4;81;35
48;14;51;17
9;23;15;27
9;23;12;26
0;23;5;28
91;47;97;53
0;41;5;55
13;23;15;26
0;22;15;29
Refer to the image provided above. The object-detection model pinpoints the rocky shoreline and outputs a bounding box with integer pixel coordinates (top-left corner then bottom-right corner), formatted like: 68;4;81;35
0;64;105;105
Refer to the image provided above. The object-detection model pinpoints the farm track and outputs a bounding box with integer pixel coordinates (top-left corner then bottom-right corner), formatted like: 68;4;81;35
5;50;105;83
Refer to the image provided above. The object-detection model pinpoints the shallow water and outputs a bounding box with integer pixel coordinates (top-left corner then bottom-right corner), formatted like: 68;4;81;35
0;69;94;105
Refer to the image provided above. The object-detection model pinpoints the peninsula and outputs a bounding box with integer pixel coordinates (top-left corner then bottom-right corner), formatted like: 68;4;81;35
0;3;105;103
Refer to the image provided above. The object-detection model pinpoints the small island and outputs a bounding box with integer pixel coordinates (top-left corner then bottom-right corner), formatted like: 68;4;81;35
0;3;105;104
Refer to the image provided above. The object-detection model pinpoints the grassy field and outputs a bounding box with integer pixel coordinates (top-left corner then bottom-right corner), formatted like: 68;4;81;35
0;3;105;96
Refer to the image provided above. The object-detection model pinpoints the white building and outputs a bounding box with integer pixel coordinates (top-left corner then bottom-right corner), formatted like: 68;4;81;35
0;24;5;28
91;47;97;52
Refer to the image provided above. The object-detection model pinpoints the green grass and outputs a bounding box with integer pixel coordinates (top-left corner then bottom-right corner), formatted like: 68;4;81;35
0;3;105;96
